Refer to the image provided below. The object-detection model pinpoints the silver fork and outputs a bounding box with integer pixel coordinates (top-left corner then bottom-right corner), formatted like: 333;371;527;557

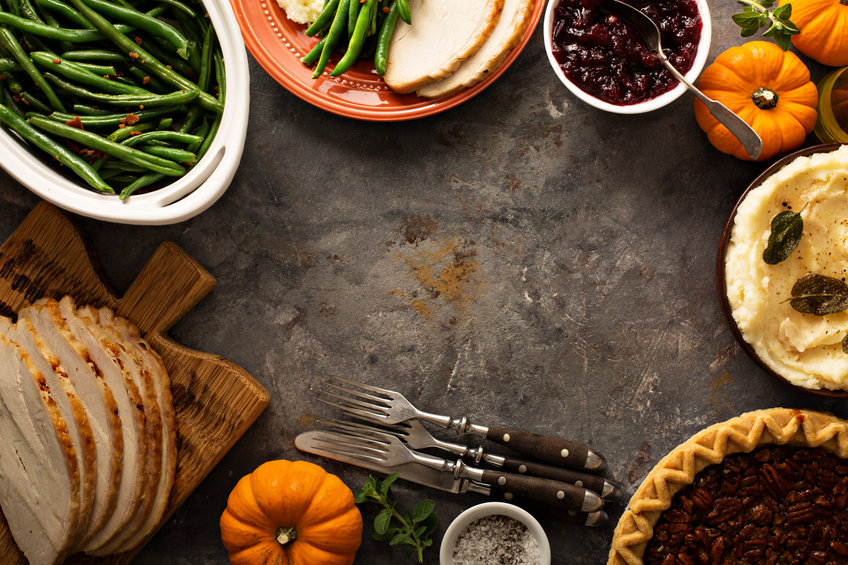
317;375;606;471
321;419;623;500
315;427;604;514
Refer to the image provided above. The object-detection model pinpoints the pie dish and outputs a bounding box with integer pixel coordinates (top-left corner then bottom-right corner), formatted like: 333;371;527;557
608;408;848;564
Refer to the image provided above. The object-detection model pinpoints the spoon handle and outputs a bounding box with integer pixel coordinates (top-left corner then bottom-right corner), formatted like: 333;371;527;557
659;54;763;160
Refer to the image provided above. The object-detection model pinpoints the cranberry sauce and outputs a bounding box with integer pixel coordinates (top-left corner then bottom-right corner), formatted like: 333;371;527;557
550;0;701;105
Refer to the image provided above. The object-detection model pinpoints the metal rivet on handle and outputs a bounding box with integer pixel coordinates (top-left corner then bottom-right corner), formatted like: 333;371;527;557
561;448;569;458
575;480;583;488
503;433;511;442
498;476;507;486
504;492;514;501
557;490;565;500
518;465;527;473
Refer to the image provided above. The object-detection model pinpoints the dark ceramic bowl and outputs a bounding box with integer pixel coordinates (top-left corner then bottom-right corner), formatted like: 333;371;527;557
716;143;848;399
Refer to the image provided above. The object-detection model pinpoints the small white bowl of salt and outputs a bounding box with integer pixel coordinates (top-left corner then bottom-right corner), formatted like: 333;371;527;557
439;502;551;565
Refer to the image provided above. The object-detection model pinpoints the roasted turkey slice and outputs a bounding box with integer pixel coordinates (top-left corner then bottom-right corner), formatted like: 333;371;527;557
0;318;81;565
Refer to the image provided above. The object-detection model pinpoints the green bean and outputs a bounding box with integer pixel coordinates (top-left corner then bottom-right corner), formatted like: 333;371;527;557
79;0;193;60
34;0;94;27
65;0;220;112
213;49;224;99
75;62;115;75
72;103;109;114
373;0;397;76
305;0;339;36
3;70;22;93
348;0;360;38
119;171;162;199
106;119;153;141
185;114;207;153
196;106;218;160
32;51;150;94
195;21;212;93
0;11;133;41
0;104;113;191
0;27;65;111
396;0;409;24
18;0;44;23
121;129;200;146
156;115;170;129
151;0;194;17
330;0;373;77
125;65;169;92
133;32;191;75
137;143;193;162
45;72;198;107
47;105;176;127
368;0;377;35
28;114;186;175
100;159;146;172
300;37;325;64
313;0;350;78
2;85;24;115
0;57;21;71
20;90;51;112
61;49;124;62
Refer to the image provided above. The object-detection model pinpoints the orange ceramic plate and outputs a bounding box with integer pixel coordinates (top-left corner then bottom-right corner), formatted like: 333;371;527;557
230;0;544;121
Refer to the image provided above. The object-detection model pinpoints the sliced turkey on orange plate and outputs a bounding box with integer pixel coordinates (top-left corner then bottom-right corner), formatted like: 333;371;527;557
383;0;505;94
417;0;535;98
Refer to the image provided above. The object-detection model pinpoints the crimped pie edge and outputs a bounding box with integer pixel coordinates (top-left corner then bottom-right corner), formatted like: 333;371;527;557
607;408;848;565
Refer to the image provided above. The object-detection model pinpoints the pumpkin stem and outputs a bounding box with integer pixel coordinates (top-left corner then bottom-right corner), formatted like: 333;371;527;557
275;526;297;546
842;0;847;6
752;87;779;110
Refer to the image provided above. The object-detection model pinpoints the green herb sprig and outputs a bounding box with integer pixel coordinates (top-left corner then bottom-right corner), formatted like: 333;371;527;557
733;0;799;50
354;474;438;563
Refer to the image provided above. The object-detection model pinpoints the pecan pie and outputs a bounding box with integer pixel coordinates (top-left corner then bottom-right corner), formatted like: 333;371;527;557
608;408;848;565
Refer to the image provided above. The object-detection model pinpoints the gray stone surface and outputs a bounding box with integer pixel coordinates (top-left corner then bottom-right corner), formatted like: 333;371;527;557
0;4;845;563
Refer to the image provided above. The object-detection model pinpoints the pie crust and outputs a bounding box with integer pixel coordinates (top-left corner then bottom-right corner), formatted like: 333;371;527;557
608;408;848;564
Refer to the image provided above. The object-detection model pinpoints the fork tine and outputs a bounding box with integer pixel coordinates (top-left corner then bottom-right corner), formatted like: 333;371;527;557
320;419;405;441
311;432;390;455
319;389;392;414
316;397;390;422
327;374;394;396
324;381;393;407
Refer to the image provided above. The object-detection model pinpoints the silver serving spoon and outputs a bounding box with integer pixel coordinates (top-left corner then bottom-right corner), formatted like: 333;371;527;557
608;0;763;160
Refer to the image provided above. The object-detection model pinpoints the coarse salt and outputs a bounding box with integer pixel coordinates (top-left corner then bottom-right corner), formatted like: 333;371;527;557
452;514;541;565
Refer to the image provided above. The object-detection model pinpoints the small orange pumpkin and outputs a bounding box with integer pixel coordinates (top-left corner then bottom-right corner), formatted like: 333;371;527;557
781;0;848;67
220;460;363;565
694;41;818;161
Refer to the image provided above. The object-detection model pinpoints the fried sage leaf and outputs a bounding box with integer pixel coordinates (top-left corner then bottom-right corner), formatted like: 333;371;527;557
763;209;803;264
842;334;848;354
790;274;848;316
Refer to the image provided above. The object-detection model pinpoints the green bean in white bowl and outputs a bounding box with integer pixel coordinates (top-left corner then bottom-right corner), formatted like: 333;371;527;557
0;0;249;225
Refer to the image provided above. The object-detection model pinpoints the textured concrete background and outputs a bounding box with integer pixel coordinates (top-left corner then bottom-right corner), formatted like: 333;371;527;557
0;3;846;563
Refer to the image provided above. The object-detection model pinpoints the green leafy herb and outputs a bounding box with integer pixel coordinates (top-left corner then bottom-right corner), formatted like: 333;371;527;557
789;274;848;316
353;474;438;563
733;0;800;50
762;209;803;264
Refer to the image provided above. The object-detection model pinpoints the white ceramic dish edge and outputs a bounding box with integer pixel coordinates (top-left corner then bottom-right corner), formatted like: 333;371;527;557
0;0;250;225
543;0;712;114
439;502;552;565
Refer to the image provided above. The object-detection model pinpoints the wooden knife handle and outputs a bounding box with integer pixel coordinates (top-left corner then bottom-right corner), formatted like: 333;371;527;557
480;470;602;514
485;426;592;470
499;457;609;496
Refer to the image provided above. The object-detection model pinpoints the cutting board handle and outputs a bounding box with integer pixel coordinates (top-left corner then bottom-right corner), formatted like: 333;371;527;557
116;241;216;336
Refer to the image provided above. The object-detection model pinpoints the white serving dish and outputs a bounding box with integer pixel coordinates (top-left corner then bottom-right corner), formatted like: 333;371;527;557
543;0;711;114
0;0;250;225
439;502;551;565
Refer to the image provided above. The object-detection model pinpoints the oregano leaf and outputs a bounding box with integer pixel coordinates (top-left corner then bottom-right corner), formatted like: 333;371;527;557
762;209;803;264
790;274;848;315
412;499;435;522
374;508;392;535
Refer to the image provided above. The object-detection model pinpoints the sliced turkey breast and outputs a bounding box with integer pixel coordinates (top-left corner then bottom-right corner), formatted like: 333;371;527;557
94;306;176;553
383;0;505;94
46;297;150;555
0;318;80;564
417;0;534;98
12;317;96;547
17;301;124;549
64;299;163;556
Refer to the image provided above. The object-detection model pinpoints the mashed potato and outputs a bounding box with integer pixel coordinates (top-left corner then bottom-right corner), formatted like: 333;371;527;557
276;0;323;24
725;145;848;390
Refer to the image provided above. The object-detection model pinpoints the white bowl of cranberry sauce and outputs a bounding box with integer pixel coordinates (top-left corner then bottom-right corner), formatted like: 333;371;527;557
544;0;711;113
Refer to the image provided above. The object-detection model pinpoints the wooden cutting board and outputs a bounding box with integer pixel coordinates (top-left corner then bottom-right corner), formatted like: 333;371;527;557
0;202;270;563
